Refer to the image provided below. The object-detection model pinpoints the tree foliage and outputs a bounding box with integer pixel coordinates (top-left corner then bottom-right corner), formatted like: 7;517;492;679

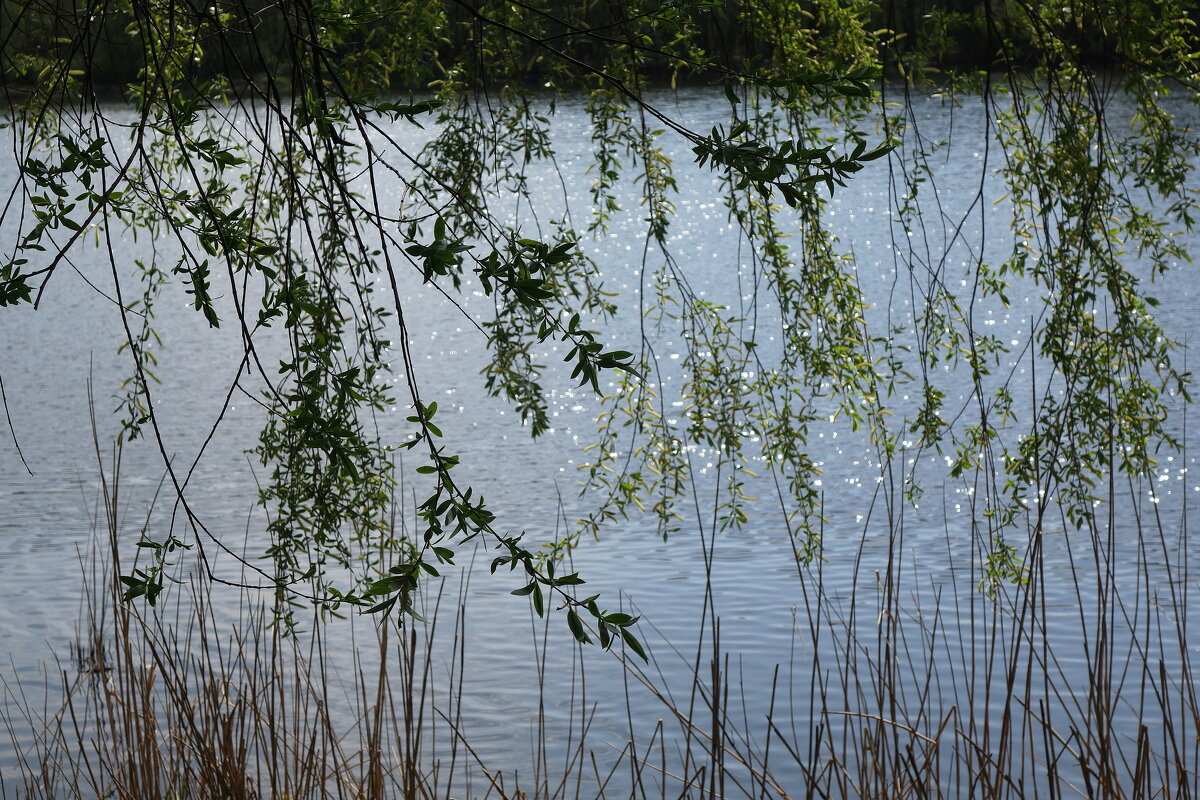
1;0;1197;641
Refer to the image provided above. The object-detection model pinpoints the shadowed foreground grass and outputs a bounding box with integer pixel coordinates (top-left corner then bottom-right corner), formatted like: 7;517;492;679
3;443;1198;800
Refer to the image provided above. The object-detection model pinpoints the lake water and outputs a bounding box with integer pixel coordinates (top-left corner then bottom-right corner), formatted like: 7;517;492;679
2;86;1199;797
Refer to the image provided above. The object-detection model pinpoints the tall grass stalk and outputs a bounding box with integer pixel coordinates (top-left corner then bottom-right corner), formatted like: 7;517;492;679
3;435;1197;798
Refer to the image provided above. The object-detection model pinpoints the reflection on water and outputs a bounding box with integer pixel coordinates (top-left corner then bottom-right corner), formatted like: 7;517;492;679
1;87;1198;795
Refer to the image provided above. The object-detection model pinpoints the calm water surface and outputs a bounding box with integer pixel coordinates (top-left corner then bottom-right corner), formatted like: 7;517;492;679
2;87;1198;795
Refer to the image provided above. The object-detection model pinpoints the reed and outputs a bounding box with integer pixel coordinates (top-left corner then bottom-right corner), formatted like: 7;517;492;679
4;439;1197;799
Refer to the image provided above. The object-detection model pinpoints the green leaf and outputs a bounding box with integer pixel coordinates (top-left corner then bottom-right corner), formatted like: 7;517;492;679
620;628;648;661
532;583;544;617
363;597;398;615
567;610;591;644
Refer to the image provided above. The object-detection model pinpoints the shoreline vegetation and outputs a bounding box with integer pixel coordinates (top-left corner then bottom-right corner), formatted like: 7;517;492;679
4;1;1199;100
6;437;1197;798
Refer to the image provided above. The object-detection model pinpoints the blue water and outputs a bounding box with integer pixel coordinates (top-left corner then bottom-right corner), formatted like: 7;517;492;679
2;86;1198;796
